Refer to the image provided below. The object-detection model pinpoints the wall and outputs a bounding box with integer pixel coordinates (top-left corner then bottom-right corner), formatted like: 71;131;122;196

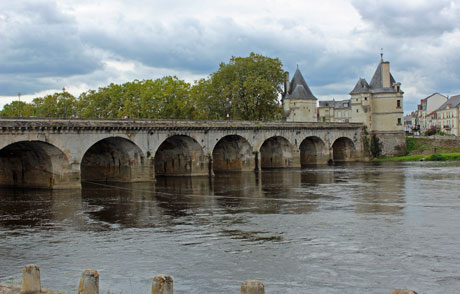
284;99;317;122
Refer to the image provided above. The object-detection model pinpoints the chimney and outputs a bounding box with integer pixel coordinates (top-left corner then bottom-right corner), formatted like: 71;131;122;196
381;61;391;88
284;71;290;95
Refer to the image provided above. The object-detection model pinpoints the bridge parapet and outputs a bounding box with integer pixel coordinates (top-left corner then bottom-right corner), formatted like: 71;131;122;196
0;118;363;131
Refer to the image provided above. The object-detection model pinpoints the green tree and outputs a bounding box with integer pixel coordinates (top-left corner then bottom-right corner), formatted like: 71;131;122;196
78;77;195;119
193;52;285;121
0;101;35;117
33;92;78;118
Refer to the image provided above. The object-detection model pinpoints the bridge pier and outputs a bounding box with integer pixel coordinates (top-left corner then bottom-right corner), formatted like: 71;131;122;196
254;151;262;171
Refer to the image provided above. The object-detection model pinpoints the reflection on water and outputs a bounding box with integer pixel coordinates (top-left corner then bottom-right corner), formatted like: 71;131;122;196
1;162;460;293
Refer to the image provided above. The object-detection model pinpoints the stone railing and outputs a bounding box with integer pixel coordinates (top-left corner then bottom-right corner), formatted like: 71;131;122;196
0;264;418;294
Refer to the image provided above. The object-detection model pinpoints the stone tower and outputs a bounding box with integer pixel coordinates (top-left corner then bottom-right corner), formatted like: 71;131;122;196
282;68;317;122
349;58;405;155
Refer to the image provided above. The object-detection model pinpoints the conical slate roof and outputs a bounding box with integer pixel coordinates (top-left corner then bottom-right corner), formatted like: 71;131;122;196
350;60;401;94
286;68;317;100
369;62;396;91
349;78;369;95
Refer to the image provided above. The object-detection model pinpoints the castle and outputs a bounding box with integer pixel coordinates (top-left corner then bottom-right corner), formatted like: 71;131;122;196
282;57;405;156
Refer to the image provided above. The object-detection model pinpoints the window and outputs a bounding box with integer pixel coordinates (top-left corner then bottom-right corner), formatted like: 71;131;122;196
397;118;402;125
397;100;401;108
364;97;368;101
356;109;359;113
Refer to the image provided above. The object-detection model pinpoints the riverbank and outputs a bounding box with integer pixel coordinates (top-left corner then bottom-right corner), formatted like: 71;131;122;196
374;137;460;162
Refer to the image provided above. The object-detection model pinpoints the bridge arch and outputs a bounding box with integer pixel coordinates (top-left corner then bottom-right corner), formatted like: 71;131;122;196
332;137;355;162
299;136;328;165
154;135;207;176
259;136;296;169
0;141;74;188
212;135;254;172
81;137;151;182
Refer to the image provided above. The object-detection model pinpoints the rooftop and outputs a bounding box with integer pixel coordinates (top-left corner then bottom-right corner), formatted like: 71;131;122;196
285;68;317;100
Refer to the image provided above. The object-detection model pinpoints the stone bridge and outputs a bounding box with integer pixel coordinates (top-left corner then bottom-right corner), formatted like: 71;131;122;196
0;118;368;189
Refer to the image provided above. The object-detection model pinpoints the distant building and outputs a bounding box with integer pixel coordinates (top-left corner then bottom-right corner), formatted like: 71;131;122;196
318;100;351;122
430;95;460;136
282;68;317;122
415;93;448;133
404;112;416;134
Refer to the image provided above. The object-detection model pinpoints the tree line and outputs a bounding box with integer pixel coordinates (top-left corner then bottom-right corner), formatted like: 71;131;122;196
1;53;285;121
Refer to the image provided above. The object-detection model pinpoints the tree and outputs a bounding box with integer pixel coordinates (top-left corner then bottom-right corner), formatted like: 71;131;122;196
0;101;35;117
78;77;195;119
33;92;78;118
193;52;285;121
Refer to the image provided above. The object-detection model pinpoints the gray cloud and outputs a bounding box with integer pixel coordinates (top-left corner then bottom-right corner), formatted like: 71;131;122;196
0;1;102;94
352;0;459;37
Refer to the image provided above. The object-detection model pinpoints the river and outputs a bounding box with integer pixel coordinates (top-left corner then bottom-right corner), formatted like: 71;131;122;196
1;162;460;293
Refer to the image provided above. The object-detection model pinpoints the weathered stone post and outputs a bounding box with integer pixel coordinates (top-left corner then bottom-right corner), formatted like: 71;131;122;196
392;289;417;294
152;274;173;294
78;269;99;294
241;280;265;294
20;264;41;294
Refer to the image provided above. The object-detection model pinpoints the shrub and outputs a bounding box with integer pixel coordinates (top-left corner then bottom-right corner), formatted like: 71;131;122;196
426;153;446;161
370;134;382;158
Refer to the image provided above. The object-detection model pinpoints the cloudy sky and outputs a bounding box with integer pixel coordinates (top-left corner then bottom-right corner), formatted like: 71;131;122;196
1;0;459;112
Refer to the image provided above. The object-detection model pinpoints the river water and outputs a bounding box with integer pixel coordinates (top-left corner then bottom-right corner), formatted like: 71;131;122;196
1;162;460;293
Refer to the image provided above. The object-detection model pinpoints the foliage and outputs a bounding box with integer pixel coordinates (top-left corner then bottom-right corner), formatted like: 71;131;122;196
78;77;195;119
196;52;285;121
426;153;446;161
33;92;78;118
374;152;460;162
373;154;425;162
0;93;77;118
0;101;35;117
425;125;441;136
370;134;382;158
405;137;417;154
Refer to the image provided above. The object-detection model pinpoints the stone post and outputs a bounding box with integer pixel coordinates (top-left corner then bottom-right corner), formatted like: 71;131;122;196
152;274;173;294
20;264;41;294
241;280;264;294
78;270;99;294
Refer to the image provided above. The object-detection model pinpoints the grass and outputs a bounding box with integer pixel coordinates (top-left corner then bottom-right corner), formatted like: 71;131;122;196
374;152;460;162
374;154;425;162
426;153;460;161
